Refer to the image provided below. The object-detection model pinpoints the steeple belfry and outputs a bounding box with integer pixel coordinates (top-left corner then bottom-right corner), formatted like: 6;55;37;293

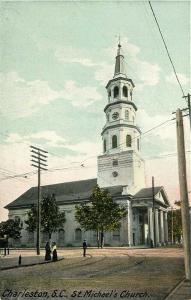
114;43;126;78
97;43;145;194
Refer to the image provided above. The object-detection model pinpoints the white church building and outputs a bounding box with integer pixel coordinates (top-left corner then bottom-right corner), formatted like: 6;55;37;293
5;44;170;247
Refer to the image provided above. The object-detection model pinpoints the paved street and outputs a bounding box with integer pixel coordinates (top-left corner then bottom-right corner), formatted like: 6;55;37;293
0;247;189;300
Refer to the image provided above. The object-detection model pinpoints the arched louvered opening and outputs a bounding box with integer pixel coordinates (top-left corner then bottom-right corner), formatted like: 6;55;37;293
103;139;107;152
126;135;132;147
112;135;117;149
114;86;119;98
123;86;128;97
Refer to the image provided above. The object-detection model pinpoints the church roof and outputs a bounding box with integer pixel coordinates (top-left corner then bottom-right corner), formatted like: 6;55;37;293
5;178;124;210
133;186;170;207
133;186;163;198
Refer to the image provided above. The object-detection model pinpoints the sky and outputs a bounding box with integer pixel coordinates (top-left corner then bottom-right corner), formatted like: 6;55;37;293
0;0;190;221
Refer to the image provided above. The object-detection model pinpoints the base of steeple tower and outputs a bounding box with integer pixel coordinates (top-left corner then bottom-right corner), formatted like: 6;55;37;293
97;150;145;195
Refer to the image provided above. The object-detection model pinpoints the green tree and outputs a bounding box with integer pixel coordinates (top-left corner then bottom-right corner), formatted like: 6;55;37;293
75;185;127;248
0;219;22;240
25;205;37;232
25;194;66;240
168;205;182;244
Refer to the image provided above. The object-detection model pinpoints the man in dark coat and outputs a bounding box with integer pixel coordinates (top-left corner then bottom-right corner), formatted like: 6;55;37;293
83;239;87;257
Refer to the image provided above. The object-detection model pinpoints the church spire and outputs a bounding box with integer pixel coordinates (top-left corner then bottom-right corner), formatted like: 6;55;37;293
114;43;126;78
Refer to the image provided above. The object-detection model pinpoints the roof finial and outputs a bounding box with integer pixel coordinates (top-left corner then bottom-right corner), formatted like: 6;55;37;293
117;34;121;56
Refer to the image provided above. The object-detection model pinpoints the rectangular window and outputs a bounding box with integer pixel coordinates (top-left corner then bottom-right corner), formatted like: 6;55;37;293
113;230;120;241
125;110;129;120
113;159;118;166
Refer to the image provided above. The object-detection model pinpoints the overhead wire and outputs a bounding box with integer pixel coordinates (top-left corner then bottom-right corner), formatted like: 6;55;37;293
148;1;186;97
1;148;190;182
0;117;175;181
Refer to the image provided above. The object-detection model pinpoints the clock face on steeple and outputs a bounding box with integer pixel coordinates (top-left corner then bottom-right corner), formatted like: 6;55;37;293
112;112;119;120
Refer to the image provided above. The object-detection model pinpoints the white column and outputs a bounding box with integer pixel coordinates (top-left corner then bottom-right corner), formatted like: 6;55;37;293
164;211;168;244
127;203;133;246
148;207;154;245
155;209;159;246
160;210;165;244
111;87;114;102
119;82;123;100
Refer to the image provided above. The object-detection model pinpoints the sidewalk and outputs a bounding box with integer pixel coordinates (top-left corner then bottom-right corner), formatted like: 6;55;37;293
0;250;63;270
165;279;191;300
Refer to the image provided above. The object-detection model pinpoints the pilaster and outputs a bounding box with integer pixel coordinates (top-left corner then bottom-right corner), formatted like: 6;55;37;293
155;209;160;246
148;207;154;245
160;210;165;245
164;211;168;244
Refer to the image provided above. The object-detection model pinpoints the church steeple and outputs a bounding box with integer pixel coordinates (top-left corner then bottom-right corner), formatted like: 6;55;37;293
97;41;145;192
114;43;126;78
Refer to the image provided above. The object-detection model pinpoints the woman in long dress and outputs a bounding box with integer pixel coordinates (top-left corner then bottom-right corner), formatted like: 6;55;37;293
45;241;51;261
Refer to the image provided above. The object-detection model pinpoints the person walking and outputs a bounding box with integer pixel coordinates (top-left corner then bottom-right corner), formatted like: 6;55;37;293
52;242;58;261
83;239;87;257
45;241;51;261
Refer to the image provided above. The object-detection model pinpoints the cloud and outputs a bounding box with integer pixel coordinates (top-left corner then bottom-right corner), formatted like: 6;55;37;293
137;109;176;141
61;80;102;107
165;72;190;86
54;38;160;89
134;59;160;88
0;72;60;118
55;46;99;67
5;131;66;148
94;64;113;85
66;140;101;156
95;37;161;88
0;72;102;118
0;137;99;221
5;131;102;157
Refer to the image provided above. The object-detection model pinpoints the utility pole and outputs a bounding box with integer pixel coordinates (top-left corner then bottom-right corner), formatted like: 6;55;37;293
30;145;48;255
183;93;191;131
171;207;174;244
176;109;191;280
152;176;156;247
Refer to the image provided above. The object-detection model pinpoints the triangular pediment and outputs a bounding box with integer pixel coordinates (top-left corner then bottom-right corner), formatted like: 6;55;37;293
133;186;170;208
155;188;170;207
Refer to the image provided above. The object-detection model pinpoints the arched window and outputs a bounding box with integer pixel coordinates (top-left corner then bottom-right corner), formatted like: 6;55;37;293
130;91;132;100
28;232;34;245
123;86;128;97
58;229;65;246
113;229;120;241
42;232;49;243
126;135;132;147
75;228;82;242
112;135;117;149
113;159;118;166
114;86;119;98
137;139;140;151
125;110;129;120
103;139;106;152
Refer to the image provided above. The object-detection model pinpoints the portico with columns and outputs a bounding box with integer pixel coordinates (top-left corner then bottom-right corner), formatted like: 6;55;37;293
131;187;170;246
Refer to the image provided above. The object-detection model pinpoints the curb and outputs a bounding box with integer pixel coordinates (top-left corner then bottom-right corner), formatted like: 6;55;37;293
0;257;65;271
164;278;186;300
